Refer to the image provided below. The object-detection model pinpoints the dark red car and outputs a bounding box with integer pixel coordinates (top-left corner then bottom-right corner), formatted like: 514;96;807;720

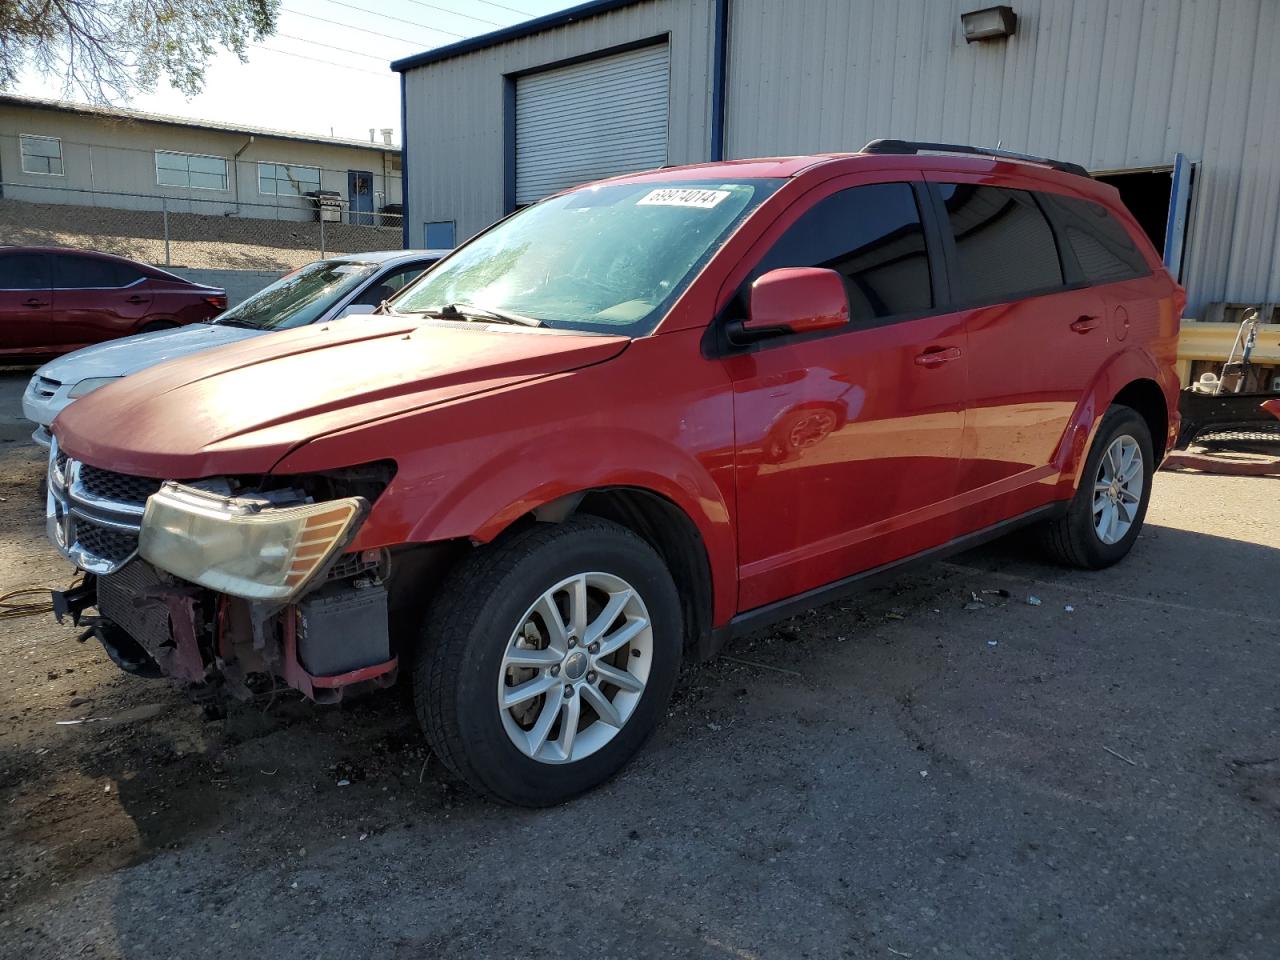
0;246;226;361
47;142;1183;806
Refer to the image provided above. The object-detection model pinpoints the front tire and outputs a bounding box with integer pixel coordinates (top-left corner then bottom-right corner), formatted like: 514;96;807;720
414;517;683;806
1039;404;1155;569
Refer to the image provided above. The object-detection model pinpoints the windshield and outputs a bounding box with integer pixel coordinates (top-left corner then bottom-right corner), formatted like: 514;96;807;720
213;260;379;331
395;179;782;335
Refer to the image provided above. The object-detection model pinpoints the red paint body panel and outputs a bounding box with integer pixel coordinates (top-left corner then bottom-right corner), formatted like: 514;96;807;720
51;152;1185;634
274;329;743;626
746;267;850;334
0;246;223;360
56;318;629;477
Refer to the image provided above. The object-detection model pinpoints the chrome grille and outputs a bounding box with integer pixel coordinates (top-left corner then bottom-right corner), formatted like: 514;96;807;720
79;464;163;504
76;523;141;566
46;438;163;575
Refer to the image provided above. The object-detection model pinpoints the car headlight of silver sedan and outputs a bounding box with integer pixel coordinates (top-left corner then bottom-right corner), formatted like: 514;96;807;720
68;376;122;399
138;482;368;601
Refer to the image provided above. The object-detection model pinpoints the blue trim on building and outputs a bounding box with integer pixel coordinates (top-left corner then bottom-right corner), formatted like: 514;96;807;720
399;72;410;248
503;77;518;214
391;0;649;72
709;0;729;161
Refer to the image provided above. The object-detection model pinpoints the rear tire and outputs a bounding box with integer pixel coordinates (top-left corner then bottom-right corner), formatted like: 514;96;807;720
413;517;682;806
138;320;176;334
1039;405;1154;569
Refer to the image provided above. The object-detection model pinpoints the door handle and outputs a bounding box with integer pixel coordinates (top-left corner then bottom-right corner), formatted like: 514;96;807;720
125;295;150;304
1070;315;1100;333
24;298;49;307
914;346;963;368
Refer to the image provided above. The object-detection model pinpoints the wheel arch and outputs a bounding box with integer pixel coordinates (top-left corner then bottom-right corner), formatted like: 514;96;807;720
493;485;720;661
1111;378;1170;459
1057;348;1179;490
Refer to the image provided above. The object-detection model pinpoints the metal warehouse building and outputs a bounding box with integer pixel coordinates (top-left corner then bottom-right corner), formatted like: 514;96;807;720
392;0;1280;318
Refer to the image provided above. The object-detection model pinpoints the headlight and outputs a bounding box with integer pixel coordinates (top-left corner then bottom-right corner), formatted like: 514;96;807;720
138;482;367;601
68;377;121;399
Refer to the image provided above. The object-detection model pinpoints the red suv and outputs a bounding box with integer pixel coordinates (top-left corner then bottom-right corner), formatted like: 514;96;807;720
0;246;226;361
46;142;1183;805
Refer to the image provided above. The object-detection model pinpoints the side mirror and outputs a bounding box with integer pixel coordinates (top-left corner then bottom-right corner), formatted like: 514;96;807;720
731;267;849;344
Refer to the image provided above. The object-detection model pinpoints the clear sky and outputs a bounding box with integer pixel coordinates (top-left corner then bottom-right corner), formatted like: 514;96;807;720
15;0;577;143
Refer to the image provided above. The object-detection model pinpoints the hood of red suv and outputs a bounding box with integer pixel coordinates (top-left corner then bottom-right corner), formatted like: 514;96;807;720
53;317;629;477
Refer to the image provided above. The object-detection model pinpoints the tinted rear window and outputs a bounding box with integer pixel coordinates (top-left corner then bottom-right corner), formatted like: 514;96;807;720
936;184;1063;305
749;182;933;325
1039;193;1150;284
53;254;144;289
0;253;50;289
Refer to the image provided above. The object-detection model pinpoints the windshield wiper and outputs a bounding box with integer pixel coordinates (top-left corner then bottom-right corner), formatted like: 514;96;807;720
413;302;543;327
212;317;261;329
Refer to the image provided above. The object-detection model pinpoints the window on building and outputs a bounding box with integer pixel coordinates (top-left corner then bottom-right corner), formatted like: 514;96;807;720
0;253;51;289
748;182;933;326
20;135;63;176
424;221;456;249
936;184;1063;305
52;254;143;289
156;151;229;190
258;162;321;197
1038;193;1150;284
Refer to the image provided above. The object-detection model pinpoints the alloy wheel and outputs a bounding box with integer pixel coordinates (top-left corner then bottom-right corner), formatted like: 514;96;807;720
498;572;652;764
1093;434;1144;545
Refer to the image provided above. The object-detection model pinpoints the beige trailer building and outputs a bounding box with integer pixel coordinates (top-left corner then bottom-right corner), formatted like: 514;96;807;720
0;94;402;224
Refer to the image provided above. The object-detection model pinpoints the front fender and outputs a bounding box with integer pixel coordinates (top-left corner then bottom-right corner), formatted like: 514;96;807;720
448;429;731;545
399;426;736;624
272;332;740;624
1054;345;1178;491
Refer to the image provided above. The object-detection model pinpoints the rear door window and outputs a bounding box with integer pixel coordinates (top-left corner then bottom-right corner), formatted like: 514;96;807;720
748;182;933;326
1038;193;1151;283
0;253;51;290
53;254;143;289
349;262;432;307
935;184;1063;305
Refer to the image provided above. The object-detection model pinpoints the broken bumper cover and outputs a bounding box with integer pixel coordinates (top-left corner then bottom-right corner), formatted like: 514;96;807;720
54;559;398;704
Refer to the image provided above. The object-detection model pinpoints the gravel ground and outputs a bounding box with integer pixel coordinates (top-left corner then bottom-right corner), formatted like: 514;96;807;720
1;369;1277;960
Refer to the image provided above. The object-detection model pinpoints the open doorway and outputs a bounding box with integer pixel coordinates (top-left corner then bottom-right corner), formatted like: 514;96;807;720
1093;156;1193;279
1095;167;1171;252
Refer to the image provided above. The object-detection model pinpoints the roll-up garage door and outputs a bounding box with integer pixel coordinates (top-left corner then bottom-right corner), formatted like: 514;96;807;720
515;43;670;205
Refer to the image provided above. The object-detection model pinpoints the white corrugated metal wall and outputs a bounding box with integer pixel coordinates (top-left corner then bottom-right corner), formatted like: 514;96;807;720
515;43;671;204
401;0;715;243
723;0;1280;317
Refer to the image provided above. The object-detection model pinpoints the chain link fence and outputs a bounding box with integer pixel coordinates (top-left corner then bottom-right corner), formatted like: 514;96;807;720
0;181;404;272
1;132;404;272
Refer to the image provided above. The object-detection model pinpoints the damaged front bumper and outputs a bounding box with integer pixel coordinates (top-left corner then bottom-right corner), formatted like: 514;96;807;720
53;555;399;705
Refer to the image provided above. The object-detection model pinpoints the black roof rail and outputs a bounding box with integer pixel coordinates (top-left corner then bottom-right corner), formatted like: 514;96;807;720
860;139;1091;179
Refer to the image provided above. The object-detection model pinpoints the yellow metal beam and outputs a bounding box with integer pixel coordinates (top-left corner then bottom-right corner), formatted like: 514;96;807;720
1177;321;1280;385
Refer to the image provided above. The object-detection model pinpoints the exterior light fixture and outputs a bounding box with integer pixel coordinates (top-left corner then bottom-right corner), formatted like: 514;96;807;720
961;5;1017;42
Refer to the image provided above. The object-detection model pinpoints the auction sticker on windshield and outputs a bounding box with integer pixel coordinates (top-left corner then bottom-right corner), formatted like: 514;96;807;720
637;188;732;208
